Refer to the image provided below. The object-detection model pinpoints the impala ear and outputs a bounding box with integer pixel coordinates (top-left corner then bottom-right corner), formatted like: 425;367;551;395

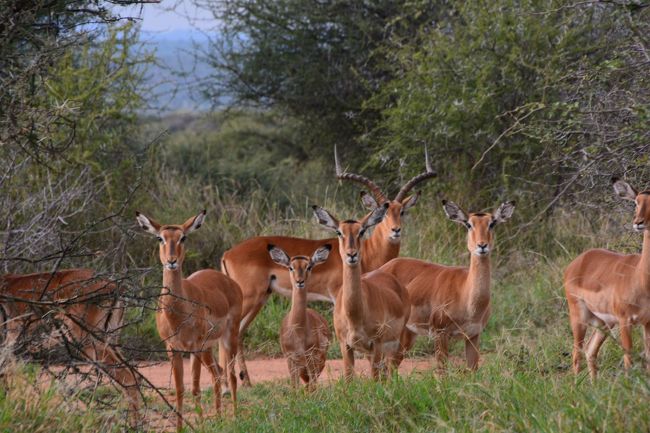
312;205;340;232
442;200;468;225
135;211;161;235
362;202;389;230
492;201;516;225
401;191;421;212
311;244;331;266
267;244;290;268
182;210;207;234
360;191;379;210
612;177;637;201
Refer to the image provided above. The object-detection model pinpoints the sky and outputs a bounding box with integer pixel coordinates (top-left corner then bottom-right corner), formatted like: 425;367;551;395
115;0;216;34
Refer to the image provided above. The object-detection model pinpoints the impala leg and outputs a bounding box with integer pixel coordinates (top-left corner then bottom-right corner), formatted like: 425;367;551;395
85;342;141;424
190;353;203;418
392;328;416;369
644;323;650;371
370;347;383;381
435;333;449;374
341;342;355;382
170;351;185;432
465;334;480;370
199;350;222;417
567;300;587;374
287;357;300;389
585;328;607;380
619;319;633;371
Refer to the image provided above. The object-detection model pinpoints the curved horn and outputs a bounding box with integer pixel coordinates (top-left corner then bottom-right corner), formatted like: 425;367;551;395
394;144;437;202
334;145;388;204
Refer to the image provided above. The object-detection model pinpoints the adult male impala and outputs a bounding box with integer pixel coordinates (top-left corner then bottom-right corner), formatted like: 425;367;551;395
0;269;140;414
220;148;435;386
313;204;410;380
136;210;242;432
565;178;650;378
379;199;515;371
268;244;332;390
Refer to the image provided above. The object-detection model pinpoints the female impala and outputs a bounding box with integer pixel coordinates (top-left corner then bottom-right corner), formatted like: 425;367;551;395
220;147;434;386
268;244;332;389
0;269;140;414
379;200;515;371
313;204;410;380
565;178;650;378
136;210;242;432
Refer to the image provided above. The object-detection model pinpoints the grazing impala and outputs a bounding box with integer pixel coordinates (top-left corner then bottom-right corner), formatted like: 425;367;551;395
268;244;332;389
220;147;435;386
0;269;140;414
565;178;650;378
380;200;515;371
136;210;242;432
313;204;410;380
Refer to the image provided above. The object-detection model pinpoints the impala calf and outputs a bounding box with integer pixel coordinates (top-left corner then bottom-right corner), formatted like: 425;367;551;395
380;200;515;371
219;147;434;386
565;178;650;378
268;244;332;390
136;210;242;432
313;204;410;380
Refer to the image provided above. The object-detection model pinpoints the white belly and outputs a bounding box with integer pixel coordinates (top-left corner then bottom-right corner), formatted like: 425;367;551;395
591;311;618;326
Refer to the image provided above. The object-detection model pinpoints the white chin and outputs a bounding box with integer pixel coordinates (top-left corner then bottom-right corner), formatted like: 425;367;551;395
388;236;401;244
165;264;178;270
474;251;489;257
346;259;359;266
634;225;645;232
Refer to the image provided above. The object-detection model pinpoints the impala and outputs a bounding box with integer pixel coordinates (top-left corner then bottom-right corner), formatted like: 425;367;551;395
313;204;410;380
268;244;332;389
0;269;140;414
136;210;242;432
565;178;650;378
220;147;435;386
379;199;515;371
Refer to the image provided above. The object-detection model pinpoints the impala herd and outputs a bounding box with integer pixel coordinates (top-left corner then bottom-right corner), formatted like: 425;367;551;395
1;148;650;430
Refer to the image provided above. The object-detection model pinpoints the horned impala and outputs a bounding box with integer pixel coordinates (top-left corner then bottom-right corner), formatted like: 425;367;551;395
379;199;515;371
136;210;242;432
565;178;650;378
313;204;410;380
268;244;332;390
219;147;435;386
0;269;140;415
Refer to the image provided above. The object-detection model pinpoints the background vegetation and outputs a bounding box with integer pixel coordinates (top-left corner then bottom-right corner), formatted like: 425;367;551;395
1;0;649;431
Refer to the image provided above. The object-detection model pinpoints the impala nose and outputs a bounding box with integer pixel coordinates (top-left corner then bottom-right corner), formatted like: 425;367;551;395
476;244;489;255
295;280;305;289
634;220;645;231
166;257;178;270
391;227;401;237
346;252;359;264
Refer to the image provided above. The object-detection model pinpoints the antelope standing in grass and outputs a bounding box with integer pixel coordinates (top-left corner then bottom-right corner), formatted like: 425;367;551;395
0;269;140;416
135;210;242;432
312;204;410;380
379;200;515;371
268;244;332;389
565;178;650;378
219;147;434;387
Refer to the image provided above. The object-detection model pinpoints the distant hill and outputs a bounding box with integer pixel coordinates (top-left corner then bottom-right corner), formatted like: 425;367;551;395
140;30;214;113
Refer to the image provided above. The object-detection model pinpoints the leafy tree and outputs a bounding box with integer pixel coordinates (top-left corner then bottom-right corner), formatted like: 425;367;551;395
197;0;444;157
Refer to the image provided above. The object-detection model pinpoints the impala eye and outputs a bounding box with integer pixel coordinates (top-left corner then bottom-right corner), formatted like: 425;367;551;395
289;266;294;272
358;229;366;238
180;235;187;243
336;230;343;237
464;222;472;230
156;236;164;243
488;220;497;229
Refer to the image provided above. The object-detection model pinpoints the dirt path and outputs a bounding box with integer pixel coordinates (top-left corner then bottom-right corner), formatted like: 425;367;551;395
139;356;436;390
